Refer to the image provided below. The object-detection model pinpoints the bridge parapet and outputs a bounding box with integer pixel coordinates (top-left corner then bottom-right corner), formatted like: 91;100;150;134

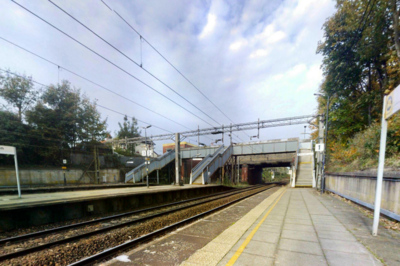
232;138;298;155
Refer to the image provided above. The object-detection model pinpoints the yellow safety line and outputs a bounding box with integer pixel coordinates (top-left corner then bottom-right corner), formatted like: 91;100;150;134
298;162;312;164
225;188;287;266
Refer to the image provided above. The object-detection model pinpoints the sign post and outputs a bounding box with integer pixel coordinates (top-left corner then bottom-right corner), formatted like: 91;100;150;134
0;146;21;198
62;159;67;186
372;86;400;236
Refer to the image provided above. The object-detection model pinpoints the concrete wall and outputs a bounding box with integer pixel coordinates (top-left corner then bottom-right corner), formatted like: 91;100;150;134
325;174;400;220
0;169;121;186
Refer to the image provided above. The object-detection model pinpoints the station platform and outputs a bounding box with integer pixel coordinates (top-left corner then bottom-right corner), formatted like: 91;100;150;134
183;188;400;266
104;187;400;266
0;184;227;231
0;183;149;195
0;184;221;210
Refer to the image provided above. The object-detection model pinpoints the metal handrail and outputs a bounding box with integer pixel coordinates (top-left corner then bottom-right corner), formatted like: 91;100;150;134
202;145;233;184
190;146;224;183
125;149;175;182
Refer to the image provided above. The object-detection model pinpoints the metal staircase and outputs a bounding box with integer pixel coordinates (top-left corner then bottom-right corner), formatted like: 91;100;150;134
190;145;233;185
125;149;175;183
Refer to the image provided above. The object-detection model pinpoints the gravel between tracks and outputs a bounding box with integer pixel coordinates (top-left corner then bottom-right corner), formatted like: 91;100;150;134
2;187;269;266
0;189;247;256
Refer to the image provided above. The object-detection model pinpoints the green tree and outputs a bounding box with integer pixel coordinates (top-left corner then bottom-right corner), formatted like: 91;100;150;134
0;71;39;121
115;115;141;156
0;110;34;165
26;80;109;164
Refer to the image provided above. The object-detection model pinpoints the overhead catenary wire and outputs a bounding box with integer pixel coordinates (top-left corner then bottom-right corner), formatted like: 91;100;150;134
11;0;217;128
0;37;217;142
102;1;252;141
5;3;261;146
0;68;173;134
0;67;206;144
0;39;202;134
48;0;222;126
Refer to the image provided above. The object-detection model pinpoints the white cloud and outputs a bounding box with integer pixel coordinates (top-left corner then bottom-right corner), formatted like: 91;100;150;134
229;39;248;51
249;49;269;58
287;64;307;77
0;0;336;148
199;13;217;39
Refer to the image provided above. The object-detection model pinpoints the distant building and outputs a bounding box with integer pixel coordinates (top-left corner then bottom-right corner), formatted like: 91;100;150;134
135;140;158;158
111;139;158;158
162;142;197;153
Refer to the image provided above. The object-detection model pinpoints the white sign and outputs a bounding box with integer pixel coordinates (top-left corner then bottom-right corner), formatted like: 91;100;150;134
0;146;16;155
192;158;202;161
315;144;325;152
63;159;67;164
142;150;153;157
385;85;400;119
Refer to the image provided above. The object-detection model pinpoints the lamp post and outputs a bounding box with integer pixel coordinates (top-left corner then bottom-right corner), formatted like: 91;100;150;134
314;93;334;194
141;125;152;188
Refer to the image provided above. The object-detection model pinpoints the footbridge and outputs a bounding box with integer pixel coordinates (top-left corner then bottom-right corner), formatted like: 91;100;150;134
118;114;317;185
125;138;315;186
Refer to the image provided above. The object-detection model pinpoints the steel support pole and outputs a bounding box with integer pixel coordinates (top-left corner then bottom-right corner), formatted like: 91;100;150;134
237;157;240;183
321;96;330;194
222;124;224;144
145;129;149;188
372;95;388;236
317;115;324;189
175;133;181;185
230;123;232;145
14;152;21;198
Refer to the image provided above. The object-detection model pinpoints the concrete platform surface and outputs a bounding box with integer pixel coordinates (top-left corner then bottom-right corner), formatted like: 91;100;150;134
102;186;282;266
0;183;149;195
0;184;220;210
182;188;400;266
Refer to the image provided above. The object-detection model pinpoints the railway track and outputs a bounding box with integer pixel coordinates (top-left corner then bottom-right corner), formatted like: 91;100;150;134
0;185;257;245
0;183;283;265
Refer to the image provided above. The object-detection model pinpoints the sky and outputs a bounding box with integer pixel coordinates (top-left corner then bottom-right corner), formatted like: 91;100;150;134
0;0;336;154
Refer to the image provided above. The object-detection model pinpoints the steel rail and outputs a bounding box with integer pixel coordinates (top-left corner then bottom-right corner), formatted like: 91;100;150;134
0;185;261;246
69;184;282;266
0;184;276;262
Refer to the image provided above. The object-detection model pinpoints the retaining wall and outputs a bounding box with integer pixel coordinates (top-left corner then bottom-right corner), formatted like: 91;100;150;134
325;173;400;221
0;169;120;186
